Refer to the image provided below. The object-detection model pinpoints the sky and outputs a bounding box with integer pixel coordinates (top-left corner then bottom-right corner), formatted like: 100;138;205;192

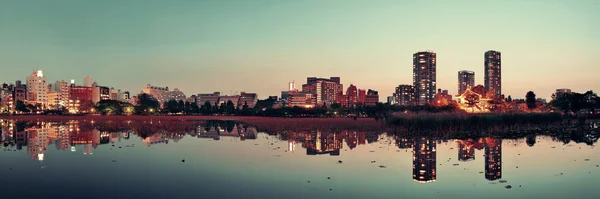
1;0;599;100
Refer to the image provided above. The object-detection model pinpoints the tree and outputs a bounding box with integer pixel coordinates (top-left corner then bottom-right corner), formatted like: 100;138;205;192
526;91;537;111
96;100;127;115
184;101;191;114
15;100;28;113
464;93;480;112
226;100;236;115
136;93;160;114
178;100;185;112
202;101;212;115
26;104;37;113
190;103;200;114
243;101;249;110
167;99;180;113
506;95;513;102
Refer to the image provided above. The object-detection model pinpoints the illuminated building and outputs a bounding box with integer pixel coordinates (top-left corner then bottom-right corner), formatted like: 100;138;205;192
455;85;492;113
394;85;415;106
458;70;475;94
484;50;501;97
396;137;414;149
109;88;119;100
433;89;452;107
365;89;379;106
287;92;317;108
337;94;348;107
27;124;49;161
47;92;61;109
143;134;169;146
92;85;110;104
26;70;48;107
413;137;436;183
484;138;502;181
67;99;81;113
305;131;342;156
53;80;70;107
413;51;436;105
347;85;358;106
302;77;343;106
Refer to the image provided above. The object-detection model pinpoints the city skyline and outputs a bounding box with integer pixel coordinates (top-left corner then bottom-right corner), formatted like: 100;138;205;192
1;0;599;100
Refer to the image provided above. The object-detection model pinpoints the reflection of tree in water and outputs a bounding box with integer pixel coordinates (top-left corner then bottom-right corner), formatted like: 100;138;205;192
526;135;536;147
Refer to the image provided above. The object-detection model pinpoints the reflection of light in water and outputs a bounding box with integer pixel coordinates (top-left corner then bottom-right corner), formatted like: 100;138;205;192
38;153;44;161
71;146;76;152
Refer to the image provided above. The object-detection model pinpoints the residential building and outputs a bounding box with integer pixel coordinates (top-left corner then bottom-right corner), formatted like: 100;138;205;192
484;50;502;97
413;137;436;183
358;89;366;106
218;95;240;106
47;92;61;109
458;70;475;94
26;70;48;106
394;85;415;106
347;85;358;106
365;89;379;107
13;87;26;104
413;51;437;105
141;84;186;104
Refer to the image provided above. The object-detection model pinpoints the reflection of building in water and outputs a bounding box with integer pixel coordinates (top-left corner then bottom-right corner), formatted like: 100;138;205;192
288;141;296;152
305;131;343;156
239;125;257;141
143;133;169;146
396;137;414;149
458;142;475;162
413;137;436;183
198;126;220;140
84;143;93;155
27;123;49;161
484;138;502;181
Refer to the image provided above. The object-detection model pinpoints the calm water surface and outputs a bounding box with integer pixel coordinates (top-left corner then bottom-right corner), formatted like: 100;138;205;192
0;119;598;199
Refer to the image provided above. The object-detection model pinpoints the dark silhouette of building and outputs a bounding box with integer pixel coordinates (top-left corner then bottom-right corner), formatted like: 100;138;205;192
413;51;437;105
458;70;475;94
484;50;501;97
365;89;379;106
413;137;436;183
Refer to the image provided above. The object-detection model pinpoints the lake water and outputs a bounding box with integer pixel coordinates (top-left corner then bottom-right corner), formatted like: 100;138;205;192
0;119;598;199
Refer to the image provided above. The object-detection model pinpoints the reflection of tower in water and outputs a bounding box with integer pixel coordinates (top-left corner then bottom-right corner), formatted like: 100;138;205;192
413;137;436;183
484;138;502;181
458;142;475;161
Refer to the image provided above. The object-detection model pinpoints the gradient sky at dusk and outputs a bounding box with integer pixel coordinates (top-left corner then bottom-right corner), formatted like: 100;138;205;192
1;0;598;100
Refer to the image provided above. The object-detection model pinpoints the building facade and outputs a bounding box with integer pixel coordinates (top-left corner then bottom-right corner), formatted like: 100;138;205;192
26;70;48;106
347;84;358;106
458;70;475;95
394;85;415;106
484;50;501;97
302;77;342;106
287;92;317;108
413;51;437;105
365;89;379;107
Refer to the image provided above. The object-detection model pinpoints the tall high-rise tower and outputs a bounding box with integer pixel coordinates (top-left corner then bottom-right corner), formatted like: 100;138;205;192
413;51;436;105
484;50;501;97
458;70;475;94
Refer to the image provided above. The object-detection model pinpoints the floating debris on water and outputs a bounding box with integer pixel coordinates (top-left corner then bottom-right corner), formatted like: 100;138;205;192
505;185;512;189
379;165;387;168
499;180;507;183
338;160;343;164
453;164;459;166
181;159;185;163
